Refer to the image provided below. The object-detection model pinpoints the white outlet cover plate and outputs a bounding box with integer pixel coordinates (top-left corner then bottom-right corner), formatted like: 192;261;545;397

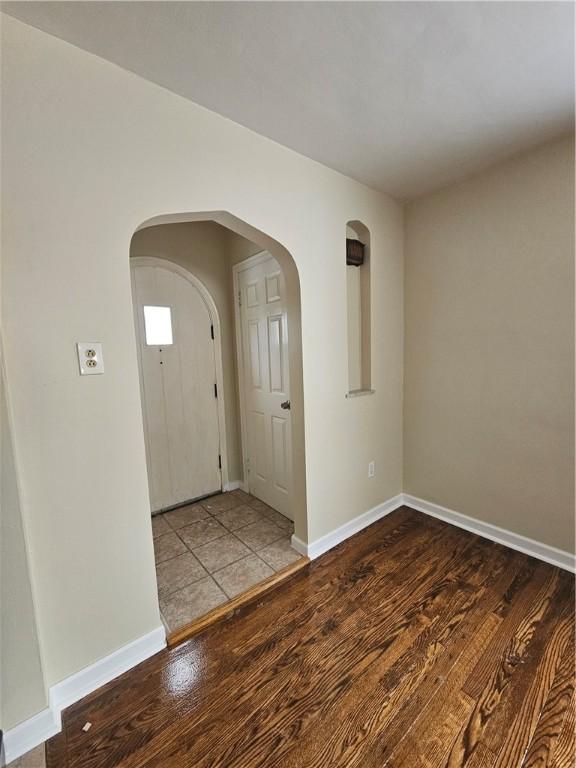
77;342;104;375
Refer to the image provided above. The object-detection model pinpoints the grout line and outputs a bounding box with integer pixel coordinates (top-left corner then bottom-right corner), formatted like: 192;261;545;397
164;517;211;532
201;544;255;575
253;552;278;573
154;491;297;631
159;572;228;629
174;524;230;551
154;547;190;566
157;564;210;600
212;553;276;599
155;527;294;565
156;554;188;567
249;532;295;554
206;573;228;599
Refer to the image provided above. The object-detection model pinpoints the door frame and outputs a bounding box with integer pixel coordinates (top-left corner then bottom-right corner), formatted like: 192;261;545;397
130;256;230;494
233;250;290;504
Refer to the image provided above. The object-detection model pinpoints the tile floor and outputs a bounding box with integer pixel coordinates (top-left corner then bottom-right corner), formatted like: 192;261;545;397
152;489;303;633
7;743;45;767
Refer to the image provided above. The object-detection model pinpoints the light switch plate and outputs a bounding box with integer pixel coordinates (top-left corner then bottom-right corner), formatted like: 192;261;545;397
77;342;104;375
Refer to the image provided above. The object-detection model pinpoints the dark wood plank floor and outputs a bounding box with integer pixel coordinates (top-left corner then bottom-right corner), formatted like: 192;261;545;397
46;506;575;767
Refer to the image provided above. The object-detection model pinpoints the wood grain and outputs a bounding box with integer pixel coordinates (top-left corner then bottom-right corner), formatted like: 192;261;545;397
45;506;575;768
522;646;574;767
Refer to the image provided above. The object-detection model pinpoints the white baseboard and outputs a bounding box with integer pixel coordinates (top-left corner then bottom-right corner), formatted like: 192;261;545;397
4;625;166;763
3;706;60;764
403;494;575;574
291;491;575;574
290;535;308;557
49;625;166;714
7;493;573;761
291;494;404;560
223;480;241;492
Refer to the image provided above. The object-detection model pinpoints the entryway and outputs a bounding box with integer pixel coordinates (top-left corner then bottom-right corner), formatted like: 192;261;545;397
130;215;308;638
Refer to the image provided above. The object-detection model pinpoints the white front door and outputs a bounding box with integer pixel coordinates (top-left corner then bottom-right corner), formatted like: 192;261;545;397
237;253;292;519
131;260;221;512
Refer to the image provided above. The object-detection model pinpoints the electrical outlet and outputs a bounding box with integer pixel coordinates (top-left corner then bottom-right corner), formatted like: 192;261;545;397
368;461;375;478
77;342;104;375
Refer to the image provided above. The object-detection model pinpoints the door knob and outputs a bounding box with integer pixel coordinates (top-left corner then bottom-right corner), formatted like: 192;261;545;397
281;400;291;410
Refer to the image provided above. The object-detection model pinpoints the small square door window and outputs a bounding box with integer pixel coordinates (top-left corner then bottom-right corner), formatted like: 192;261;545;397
143;306;173;345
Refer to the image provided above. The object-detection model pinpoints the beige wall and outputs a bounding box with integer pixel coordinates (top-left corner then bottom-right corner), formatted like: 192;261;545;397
1;14;403;704
404;137;575;552
130;221;245;484
226;229;262;266
1;352;47;729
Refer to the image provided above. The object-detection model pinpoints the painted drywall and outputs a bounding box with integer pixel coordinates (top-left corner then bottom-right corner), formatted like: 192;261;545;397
226;229;263;266
1;14;403;697
404;136;575;552
130;221;245;484
1;353;47;729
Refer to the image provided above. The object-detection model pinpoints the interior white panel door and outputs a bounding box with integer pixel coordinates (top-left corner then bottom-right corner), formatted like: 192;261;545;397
238;253;292;519
131;261;221;512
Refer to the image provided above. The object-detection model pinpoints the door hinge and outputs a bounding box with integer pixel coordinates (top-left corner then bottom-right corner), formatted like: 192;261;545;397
238;290;242;307
210;324;214;340
218;454;222;470
214;383;218;398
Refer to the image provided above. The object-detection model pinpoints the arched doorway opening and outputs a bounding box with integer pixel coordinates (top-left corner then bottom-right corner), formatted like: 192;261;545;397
129;212;308;638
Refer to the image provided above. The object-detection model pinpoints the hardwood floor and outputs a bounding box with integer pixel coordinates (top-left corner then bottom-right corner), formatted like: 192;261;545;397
46;506;575;767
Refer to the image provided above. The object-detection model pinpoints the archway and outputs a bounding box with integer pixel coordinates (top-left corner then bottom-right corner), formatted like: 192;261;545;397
129;212;309;638
131;211;307;542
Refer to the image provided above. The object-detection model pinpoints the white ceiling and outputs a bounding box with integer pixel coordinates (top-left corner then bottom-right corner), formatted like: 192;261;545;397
3;1;574;200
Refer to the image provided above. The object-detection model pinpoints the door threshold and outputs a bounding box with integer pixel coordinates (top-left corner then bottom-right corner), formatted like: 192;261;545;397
167;556;310;647
152;490;222;516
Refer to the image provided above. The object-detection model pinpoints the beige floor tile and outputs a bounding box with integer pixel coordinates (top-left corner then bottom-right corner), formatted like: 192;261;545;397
160;577;227;632
154;531;188;564
151;515;171;539
244;498;294;533
155;552;207;598
243;492;294;530
212;554;274;598
201;493;240;515
244;496;272;514
8;743;46;767
178;518;227;549
258;537;303;571
164;503;209;530
235;519;285;550
192;533;252;573
260;509;294;533
231;489;251;503
215;504;265;532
